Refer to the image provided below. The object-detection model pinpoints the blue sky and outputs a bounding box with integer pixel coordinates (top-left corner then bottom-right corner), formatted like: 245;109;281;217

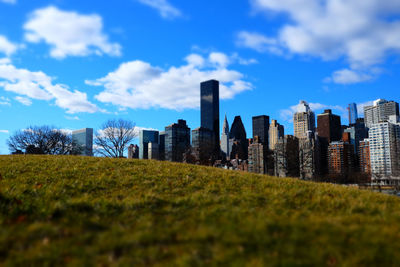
0;0;399;154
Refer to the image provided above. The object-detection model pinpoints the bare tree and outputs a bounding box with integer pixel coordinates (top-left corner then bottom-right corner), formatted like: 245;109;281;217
95;119;137;158
7;125;79;155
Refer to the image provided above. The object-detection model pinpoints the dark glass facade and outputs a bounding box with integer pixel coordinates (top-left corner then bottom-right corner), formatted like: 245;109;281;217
72;128;93;156
139;130;159;159
230;116;248;159
252;115;270;147
165;120;191;162
200;80;220;153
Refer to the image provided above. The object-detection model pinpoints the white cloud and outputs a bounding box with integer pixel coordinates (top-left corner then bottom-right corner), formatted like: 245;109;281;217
24;6;121;59
0;0;16;4
245;0;400;84
14;96;32;106
0;96;10;106
86;52;252;110
236;31;282;54
137;0;182;19
0;36;18;55
0;130;9;134
357;100;374;116
325;69;373;85
280;101;346;123
0;61;102;113
65;115;80;121
208;52;231;68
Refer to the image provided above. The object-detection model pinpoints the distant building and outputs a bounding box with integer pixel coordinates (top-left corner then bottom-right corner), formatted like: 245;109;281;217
369;118;400;185
299;135;319;181
269;119;284;150
252;115;270;147
148;142;159;160
343;118;368;155
159;132;166;161
201;80;220;155
72;128;93;156
317;109;342;143
221;115;231;160
359;139;371;175
274;135;299;178
317;109;342;175
165;120;191;162
348;103;358;125
248;136;268;174
364;99;399;128
192;127;215;165
328;133;355;178
139;130;159;159
128;144;139;159
294;101;315;139
230;116;248;160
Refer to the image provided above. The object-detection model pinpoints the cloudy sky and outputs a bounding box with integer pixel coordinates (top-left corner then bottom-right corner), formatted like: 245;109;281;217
0;0;399;153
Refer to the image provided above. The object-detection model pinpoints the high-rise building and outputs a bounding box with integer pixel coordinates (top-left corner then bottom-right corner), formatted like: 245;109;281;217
165;120;191;162
317;109;342;175
200;80;220;154
293;101;315;139
159;132;166;161
192;127;215;165
230;116;248;160
317;109;342;143
327;133;355;178
359;139;371;174
299;135;319;181
364;99;399;128
269;119;284;150
248;136;268;174
72;128;93;156
128;144;139;159
274;135;299;178
344;118;368;155
252;115;270;147
348;103;358;125
139;130;159;159
148;142;159;160
369;119;400;185
220;115;231;159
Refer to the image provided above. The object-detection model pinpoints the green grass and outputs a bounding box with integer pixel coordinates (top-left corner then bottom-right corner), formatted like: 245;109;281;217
1;155;400;266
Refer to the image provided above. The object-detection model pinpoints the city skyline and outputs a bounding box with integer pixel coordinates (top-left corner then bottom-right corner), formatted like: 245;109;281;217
1;0;400;154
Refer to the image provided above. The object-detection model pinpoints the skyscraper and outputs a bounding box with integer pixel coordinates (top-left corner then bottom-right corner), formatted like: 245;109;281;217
72;128;93;156
293;101;315;139
348;103;358;125
269;119;284;150
200;80;220;154
165;120;191;162
328;133;355;178
317;109;342;175
317;109;342;143
139;130;159;159
230;116;248;159
220;115;231;159
364;99;399;128
192;127;215;165
369;119;400;184
248;136;268;174
252;115;270;147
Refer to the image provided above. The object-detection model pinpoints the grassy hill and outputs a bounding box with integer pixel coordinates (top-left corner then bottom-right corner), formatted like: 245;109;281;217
1;155;400;266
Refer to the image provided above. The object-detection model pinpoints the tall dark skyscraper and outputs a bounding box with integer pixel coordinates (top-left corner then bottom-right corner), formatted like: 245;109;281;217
200;80;220;154
317;109;342;143
252;115;270;147
165;120;191;162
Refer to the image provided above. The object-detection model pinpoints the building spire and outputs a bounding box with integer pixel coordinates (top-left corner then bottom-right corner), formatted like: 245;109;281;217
223;114;229;134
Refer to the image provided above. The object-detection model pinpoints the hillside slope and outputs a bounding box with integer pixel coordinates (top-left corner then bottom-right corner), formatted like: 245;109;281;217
1;155;400;265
